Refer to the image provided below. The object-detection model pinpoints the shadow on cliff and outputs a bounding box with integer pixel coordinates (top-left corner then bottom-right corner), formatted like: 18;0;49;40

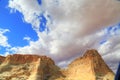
0;64;12;73
46;71;66;80
43;67;66;80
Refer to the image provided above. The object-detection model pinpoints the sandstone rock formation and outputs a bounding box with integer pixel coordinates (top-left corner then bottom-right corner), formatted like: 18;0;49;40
62;49;115;80
0;49;115;80
0;56;5;64
0;54;61;80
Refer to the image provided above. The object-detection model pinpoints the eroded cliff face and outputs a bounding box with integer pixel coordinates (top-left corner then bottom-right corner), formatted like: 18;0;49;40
0;54;60;80
0;56;5;64
0;49;115;80
62;49;115;80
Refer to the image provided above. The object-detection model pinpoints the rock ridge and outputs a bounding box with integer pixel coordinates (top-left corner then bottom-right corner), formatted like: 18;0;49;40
0;49;115;80
66;49;114;80
3;54;55;65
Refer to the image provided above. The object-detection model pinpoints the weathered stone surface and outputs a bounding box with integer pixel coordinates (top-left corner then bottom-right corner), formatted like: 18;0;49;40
0;56;5;64
0;54;59;80
0;49;115;80
62;49;114;80
4;54;55;65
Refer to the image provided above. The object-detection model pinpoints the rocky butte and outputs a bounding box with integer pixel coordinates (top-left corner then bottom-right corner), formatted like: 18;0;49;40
0;49;114;80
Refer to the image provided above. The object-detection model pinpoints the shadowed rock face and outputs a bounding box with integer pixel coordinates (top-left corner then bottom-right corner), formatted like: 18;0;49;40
0;49;115;80
0;56;5;64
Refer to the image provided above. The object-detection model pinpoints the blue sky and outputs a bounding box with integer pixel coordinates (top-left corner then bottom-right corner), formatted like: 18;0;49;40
0;0;120;72
0;0;46;54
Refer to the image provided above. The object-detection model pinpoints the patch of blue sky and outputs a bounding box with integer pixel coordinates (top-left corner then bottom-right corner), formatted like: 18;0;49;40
117;24;120;27
106;23;120;35
5;48;16;55
0;47;7;55
107;26;113;31
99;23;120;45
100;40;107;44
39;14;47;32
37;0;42;5
0;1;38;47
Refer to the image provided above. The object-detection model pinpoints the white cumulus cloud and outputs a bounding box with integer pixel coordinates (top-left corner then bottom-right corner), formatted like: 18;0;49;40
0;28;10;47
8;0;120;72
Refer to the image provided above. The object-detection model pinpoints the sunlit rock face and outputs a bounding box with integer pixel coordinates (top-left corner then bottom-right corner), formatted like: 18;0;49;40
0;49;114;80
62;49;114;80
0;54;60;80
